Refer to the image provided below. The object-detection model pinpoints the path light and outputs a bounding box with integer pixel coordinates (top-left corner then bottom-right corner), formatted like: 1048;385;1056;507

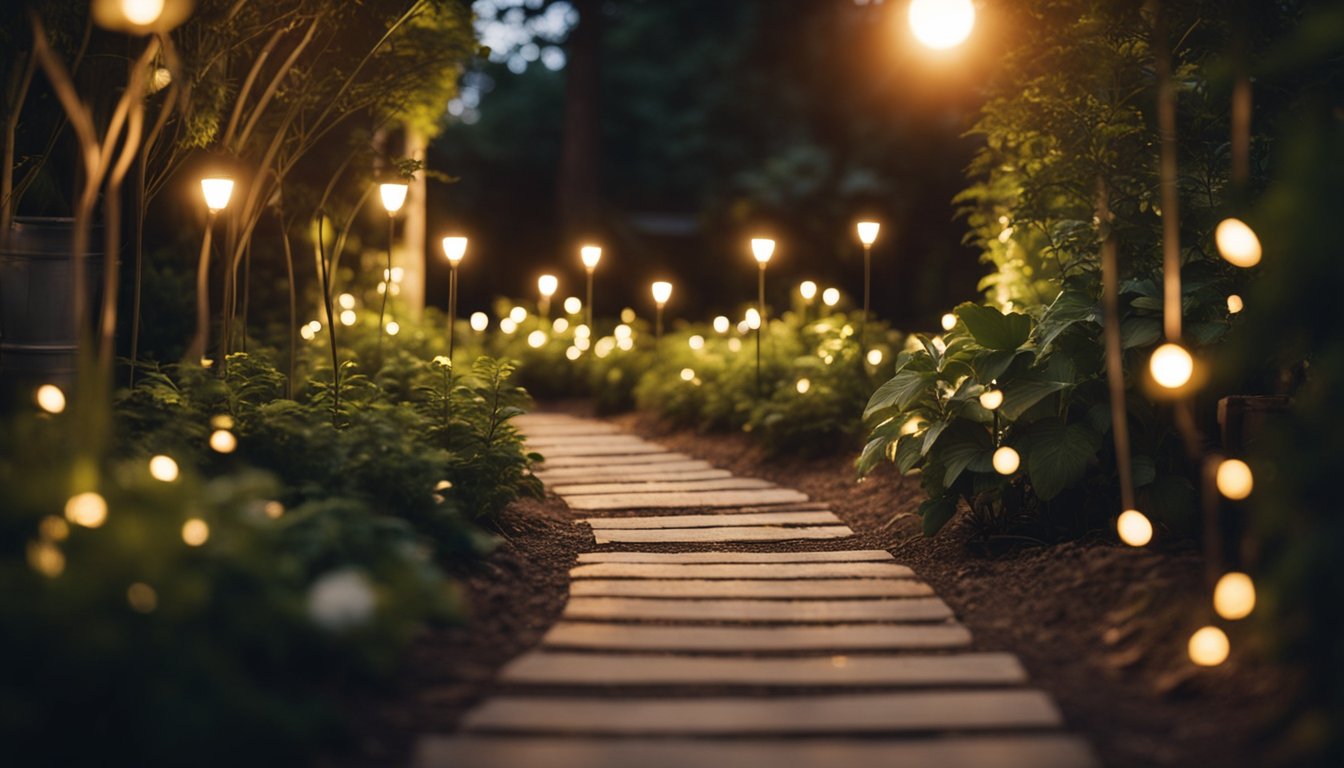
992;445;1020;475
822;287;840;308
713;316;730;334
856;221;880;349
908;0;976;50
538;274;559;319
1215;218;1262;268
376;181;409;364
1149;342;1194;390
189;176;235;362
564;296;582;315
35;384;66;414
1227;294;1244;314
750;238;776;396
1215;458;1254;500
148;455;179;483
181;518;210;546
979;388;1004;411
651;281;673;341
470;311;488;333
378;182;408;214
65;491;108;528
201;177;234;212
1117;509;1153;547
1213;572;1256;620
1188;626;1230;667
941;312;957;331
581;245;602;330
442;236;468;360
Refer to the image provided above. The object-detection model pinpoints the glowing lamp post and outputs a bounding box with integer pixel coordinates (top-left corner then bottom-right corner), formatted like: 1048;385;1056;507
751;238;775;395
581;245;602;331
442;236;467;361
856;221;880;348
187;176;234;362
537;274;558;320
908;0;976;50
651;281;673;342
376;182;408;361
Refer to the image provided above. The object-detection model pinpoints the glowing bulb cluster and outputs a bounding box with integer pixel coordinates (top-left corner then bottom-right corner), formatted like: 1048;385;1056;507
442;236;467;265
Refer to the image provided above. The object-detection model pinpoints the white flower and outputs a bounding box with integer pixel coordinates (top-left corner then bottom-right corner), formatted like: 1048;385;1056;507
306;569;377;631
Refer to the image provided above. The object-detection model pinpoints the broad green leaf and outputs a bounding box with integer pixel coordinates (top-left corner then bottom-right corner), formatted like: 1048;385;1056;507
895;433;925;473
857;437;888;476
955;302;1033;350
1131;454;1156;488
972;349;1021;383
921;419;951;456
863;369;934;419
919;496;958;536
1033;289;1098;353
1120;317;1162;349
1025;418;1101;500
999;374;1069;420
937;420;995;487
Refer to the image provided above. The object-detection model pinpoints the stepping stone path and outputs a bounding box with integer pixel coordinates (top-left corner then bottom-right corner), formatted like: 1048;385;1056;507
415;413;1098;768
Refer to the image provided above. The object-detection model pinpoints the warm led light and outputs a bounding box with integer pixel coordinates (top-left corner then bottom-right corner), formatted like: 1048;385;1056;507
149;455;179;482
614;324;633;341
867;349;884;366
800;281;818;301
713;316;730;334
796;378;811;394
527;330;547;348
200;177;234;212
339;309;357;326
390;266;404;283
121;0;165;26
500;318;518;334
574;324;591;339
441;236;467;265
979;389;1004;410
822;288;840;307
307;320;322;333
1117;509;1153;547
689;335;705;351
35;384;66;414
680;368;695;382
581;245;602;270
65;492;108;528
594;337;615;358
264;501;285;519
385;320;400;336
181;518;210;546
300;325;316;341
856;221;880;246
338;292;356;310
750;238;776;264
39;516;69;541
28;541;64;577
509;306;527;323
1226;294;1244;314
211;414;234;430
1213;572;1256;620
908;0;976;50
127;582;158;613
728;337;742;352
617;336;634;351
1149;343;1194;389
745;308;761;330
553;317;570;333
992;446;1020;475
1216;458;1254;500
1188;625;1230;667
941;313;957;331
565;346;581;361
538;274;559;298
209;429;237;454
1215;218;1262;268
564;296;582;315
651;281;673;306
378;182;408;214
470;312;488;332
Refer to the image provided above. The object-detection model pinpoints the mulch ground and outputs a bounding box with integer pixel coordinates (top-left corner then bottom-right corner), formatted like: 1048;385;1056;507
344;401;1289;768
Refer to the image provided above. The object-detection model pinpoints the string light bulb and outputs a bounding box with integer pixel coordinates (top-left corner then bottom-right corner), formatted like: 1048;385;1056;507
992;446;1020;475
979;389;1004;410
1188;625;1230;666
1116;509;1153;547
1215;458;1254;500
1149;342;1194;389
1215;218;1262;268
1213;572;1256;620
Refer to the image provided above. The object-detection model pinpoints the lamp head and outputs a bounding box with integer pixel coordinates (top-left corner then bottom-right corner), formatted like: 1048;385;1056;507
580;245;602;270
651;281;673;306
750;238;776;264
200;176;234;213
441;236;467;266
856;221;880;246
379;182;409;214
538;274;559;298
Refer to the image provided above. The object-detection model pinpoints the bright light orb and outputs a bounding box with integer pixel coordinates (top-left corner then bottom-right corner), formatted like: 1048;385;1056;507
908;0;976;50
1117;509;1153;547
470;312;488;332
867;349;884;366
745;308;762;330
1213;572;1256;620
800;281;818;301
941;312;957;331
65;491;108;528
728;337;743;352
750;238;776;264
1188;625;1230;667
122;0;165;26
617;336;634;351
680;368;695;382
338;293;356;310
574;324;591;339
565;346;581;361
553;317;570;333
379;182;408;214
264;501;285;519
1149;342;1194;389
822;288;841;307
1215;218;1262;268
689;335;705;351
713;316;731;334
527;330;547;348
992;445;1020;475
614;324;632;341
581;245;602;270
1227;294;1244;314
621;307;637;324
509;306;527;324
796;378;812;394
1216;458;1254;500
564;296;582;315
651;281;673;305
856;221;880;246
979;388;1004;410
300;325;316;341
339;309;357;326
441;236;467;265
36;384;66;414
149;455;179;483
538;274;558;298
209;429;237;454
385;321;400;336
499;317;517;334
181;518;210;546
200;177;234;212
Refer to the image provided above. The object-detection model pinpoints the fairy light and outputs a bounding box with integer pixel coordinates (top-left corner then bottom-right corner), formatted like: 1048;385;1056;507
992;446;1020;475
1215;458;1254;500
509;306;527;323
553;317;570;333
211;414;234;430
689;335;705;351
527;330;547;349
209;429;237;454
745;308;761;330
470;312;489;332
796;378;811;394
1188;625;1230;666
800;281;818;301
263;501;285;519
1227;294;1244;314
339;309;357;326
614;324;633;341
35;384;66;414
39;516;69;541
1149;342;1194;389
867;349;884;366
1117;509;1153;547
564;296;582;315
1213;572;1256;620
338;293;356;310
499;318;518;334
822;288;840;307
574;324;591;339
181;518;210;546
979;389;1004;410
941;313;957;331
65;492;108;528
680;368;695;382
385;320;400;336
148;455;179;482
27;541;65;577
1215;218;1262;268
728;338;742;352
300;325;316;341
566;346;581;361
713;316;730;334
127;582;158;613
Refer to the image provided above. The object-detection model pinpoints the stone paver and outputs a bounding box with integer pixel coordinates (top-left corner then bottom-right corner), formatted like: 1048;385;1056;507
417;735;1098;768
532;442;665;457
463;690;1062;733
535;464;724;483
553;478;776;495
501;651;1026;686
537;452;694;468
576;550;896;564
592;525;853;544
562;596;953;623
542;621;971;651
571;577;934;598
584;510;840;530
565;488;809;511
569;561;914;579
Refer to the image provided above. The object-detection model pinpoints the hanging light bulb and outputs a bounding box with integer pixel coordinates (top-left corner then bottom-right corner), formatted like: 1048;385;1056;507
1149;342;1194;389
979;389;1004;410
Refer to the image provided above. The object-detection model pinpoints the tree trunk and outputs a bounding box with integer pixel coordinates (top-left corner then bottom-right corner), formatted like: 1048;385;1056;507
401;123;427;318
557;0;602;240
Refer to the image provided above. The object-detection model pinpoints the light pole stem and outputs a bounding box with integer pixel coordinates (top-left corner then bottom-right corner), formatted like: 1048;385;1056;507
377;214;394;365
757;264;765;397
586;269;594;331
448;265;458;361
656;304;664;343
861;243;871;352
188;212;216;363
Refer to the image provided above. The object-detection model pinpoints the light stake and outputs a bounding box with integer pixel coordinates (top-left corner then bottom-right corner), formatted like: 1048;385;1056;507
856;221;880;350
188;176;234;362
375;182;408;365
442;236;467;361
750;238;775;396
538;274;558;320
581;245;602;331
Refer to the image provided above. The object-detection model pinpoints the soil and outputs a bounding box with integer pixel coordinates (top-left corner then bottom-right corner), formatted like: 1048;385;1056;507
346;400;1288;768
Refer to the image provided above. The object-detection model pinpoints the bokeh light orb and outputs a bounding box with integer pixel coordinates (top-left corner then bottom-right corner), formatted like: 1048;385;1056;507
978;389;1003;410
1213;572;1256;620
1226;294;1244;314
992;445;1019;475
1188;625;1230;667
1215;458;1254;500
1215;218;1262;268
1117;509;1153;547
908;0;976;50
65;492;108;528
941;312;957;331
36;384;66;414
1149;342;1194;389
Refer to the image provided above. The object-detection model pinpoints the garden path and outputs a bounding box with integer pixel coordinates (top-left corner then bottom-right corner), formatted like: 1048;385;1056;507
414;413;1098;767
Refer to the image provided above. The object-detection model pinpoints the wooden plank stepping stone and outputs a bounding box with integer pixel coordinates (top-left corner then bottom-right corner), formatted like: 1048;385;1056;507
576;550;895;564
538;452;693;468
542;621;971;652
566;488;809;511
532;443;664;458
592;525;851;544
500;651;1025;687
570;578;933;599
534;463;723;482
553;478;775;495
416;735;1099;768
569;561;913;579
562;596;952;623
583;511;840;530
462;689;1060;734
